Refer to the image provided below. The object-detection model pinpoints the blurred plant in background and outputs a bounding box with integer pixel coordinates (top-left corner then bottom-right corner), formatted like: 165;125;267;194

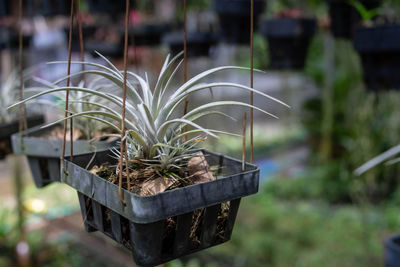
303;32;400;202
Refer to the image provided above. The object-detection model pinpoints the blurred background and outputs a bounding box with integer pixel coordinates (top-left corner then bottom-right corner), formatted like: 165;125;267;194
0;0;400;266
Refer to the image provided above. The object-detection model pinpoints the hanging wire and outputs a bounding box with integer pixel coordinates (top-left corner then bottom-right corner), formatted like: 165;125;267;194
183;0;188;111
76;0;85;85
250;0;254;163
18;0;27;139
118;0;131;205
182;0;188;139
62;0;75;171
242;112;247;171
16;0;26;244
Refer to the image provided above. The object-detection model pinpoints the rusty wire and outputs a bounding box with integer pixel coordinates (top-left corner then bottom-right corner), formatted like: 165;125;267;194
18;0;27;138
61;0;75;170
118;0;131;205
249;0;254;164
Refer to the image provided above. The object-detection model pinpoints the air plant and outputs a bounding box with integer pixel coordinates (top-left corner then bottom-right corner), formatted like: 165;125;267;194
24;74;121;139
0;70;31;124
354;144;400;175
9;52;289;176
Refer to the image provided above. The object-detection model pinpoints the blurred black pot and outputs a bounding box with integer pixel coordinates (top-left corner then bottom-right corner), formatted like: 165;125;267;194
385;233;400;267
33;0;71;16
87;0;131;15
124;24;170;47
63;26;97;52
0;0;12;17
327;0;382;39
0;114;44;160
214;0;266;45
163;31;217;57
11;124;117;188
85;41;123;59
353;24;400;91
260;18;316;70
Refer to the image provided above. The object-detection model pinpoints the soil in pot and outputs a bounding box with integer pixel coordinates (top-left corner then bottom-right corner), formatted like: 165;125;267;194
354;24;400;91
90;151;223;196
0;114;44;160
214;0;266;45
260;18;316;70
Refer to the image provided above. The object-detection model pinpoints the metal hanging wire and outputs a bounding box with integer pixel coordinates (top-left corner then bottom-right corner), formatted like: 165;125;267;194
250;0;254;164
76;0;85;85
118;0;131;205
61;0;75;171
18;0;27;139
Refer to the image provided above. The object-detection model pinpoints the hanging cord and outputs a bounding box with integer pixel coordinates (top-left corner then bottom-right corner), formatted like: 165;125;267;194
242;112;247;172
183;0;188;138
18;0;27;142
249;0;254;164
118;0;130;205
16;0;27;248
76;0;85;85
183;0;188;86
62;0;75;172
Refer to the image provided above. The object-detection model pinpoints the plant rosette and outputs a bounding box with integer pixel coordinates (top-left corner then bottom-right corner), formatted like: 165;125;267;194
10;52;288;265
260;17;316;70
9;60;123;187
0;69;45;160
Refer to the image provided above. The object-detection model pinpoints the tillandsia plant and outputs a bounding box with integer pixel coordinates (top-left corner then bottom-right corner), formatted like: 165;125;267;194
9;52;289;192
354;144;400;175
0;69;33;124
24;70;122;140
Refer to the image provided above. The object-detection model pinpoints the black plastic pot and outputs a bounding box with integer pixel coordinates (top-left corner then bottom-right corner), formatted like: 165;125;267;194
85;41;123;59
87;0;129;15
163;31;218;57
31;0;71;16
353;25;400;91
7;32;32;50
62;149;259;266
0;115;44;160
327;0;382;39
385;233;400;267
0;0;12;17
127;24;170;47
214;0;266;45
12;124;116;188
64;26;97;52
260;18;316;70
